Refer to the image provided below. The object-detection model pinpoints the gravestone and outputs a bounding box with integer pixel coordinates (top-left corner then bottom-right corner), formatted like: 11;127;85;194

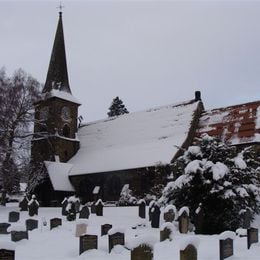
66;202;76;221
79;234;98;255
11;231;28;242
19;197;28;211
75;200;81;213
0;189;7;206
151;205;160;228
96;201;103;216
26;219;38;231
148;201;155;222
219;238;233;260
0;249;15;260
28;196;39;217
101;224;112;236
90;202;96;214
108;232;125;253
138;200;146;219
179;211;189;234
194;207;205;234
163;209;175;223
79;206;90;219
61;198;68;216
160;226;172;241
241;209;251;229
247;227;258;249
8;211;20;223
75;223;87;237
180;244;197;260
50;218;62;230
131;244;153;260
0;223;11;234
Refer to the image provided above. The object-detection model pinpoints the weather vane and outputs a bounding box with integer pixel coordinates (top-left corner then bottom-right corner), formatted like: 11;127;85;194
57;1;65;13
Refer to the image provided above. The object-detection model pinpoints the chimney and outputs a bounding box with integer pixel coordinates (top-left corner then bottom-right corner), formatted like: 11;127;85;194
195;91;201;101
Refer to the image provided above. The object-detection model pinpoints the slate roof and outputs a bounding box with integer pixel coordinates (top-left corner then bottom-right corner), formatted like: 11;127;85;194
197;100;260;145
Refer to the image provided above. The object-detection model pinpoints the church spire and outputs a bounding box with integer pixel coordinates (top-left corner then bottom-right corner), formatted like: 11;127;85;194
42;11;71;94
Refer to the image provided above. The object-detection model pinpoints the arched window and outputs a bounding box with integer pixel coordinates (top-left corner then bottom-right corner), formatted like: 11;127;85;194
62;124;70;137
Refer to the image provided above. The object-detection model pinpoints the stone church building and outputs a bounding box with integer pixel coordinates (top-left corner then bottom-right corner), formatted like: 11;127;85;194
32;12;260;205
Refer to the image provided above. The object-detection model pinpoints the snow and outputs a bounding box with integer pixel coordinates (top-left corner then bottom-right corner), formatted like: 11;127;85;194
44;161;75;192
44;89;81;105
160;222;175;232
179;237;200;250
219;231;236;240
178;207;190;217
68;101;200;175
127;235;156;249
187;146;202;156
185;160;203;174
163;205;177;214
7;224;27;232
0;241;16;250
234;154;247;169
137;199;146;205
107;227;125;235
0;205;260;259
211;162;229;181
236;188;249;198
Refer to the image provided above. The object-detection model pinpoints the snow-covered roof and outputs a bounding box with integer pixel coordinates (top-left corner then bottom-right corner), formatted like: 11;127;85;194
44;161;75;191
67;100;200;176
197;100;260;145
43;89;81;105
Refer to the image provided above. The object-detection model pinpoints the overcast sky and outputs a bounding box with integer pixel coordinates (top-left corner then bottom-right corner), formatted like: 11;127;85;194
1;0;260;121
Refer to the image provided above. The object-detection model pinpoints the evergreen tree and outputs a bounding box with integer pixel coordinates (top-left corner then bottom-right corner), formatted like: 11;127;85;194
159;134;260;234
107;96;129;117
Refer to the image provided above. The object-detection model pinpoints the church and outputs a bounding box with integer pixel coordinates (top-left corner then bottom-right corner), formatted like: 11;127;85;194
31;12;260;205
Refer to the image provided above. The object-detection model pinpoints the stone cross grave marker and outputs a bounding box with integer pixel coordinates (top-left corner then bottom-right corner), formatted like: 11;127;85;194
75;223;87;237
131;244;153;260
101;224;112;236
160;225;172;242
180;244;197;260
8;211;20;223
179;211;189;234
219;238;233;260
194;207;205;234
247;227;258;249
148;201;155;221
26;219;38;231
75;200;81;213
79;234;98;255
50;218;62;230
96;200;103;216
11;231;28;242
138;200;146;219
28;199;39;217
0;248;15;260
151;205;160;228
0;223;11;234
108;232;125;253
19;197;28;211
79;206;90;219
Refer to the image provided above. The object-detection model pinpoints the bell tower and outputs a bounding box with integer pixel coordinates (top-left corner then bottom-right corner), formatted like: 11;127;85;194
32;11;80;164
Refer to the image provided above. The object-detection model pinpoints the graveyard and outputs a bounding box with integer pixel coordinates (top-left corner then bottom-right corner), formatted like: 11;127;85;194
0;202;260;260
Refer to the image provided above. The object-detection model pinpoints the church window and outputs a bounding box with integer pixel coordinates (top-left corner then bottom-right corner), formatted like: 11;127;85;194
62;124;70;137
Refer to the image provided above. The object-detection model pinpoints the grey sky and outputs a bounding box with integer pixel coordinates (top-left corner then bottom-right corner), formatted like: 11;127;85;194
1;0;260;121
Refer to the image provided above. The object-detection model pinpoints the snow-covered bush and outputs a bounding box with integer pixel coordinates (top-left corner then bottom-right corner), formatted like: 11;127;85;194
159;134;260;234
118;184;137;206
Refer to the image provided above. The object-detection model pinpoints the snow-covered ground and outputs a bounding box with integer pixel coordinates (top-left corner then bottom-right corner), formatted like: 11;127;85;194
1;204;260;260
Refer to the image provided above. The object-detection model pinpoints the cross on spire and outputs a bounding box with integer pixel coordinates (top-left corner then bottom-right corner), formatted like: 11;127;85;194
57;1;64;16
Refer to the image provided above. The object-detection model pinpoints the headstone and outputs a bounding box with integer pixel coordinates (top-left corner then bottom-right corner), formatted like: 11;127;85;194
19;197;28;211
160;226;172;242
194;206;205;234
66;201;76;221
151;205;160;228
0;223;11;234
163;209;175;223
179;211;189;234
67;213;76;221
148;201;155;221
50;218;62;230
26;219;38;231
79;206;90;219
61;198;68;216
131;244;153;260
101;224;112;236
79;234;98;255
28;196;39;217
75;223;87;237
0;249;15;260
247;227;258;249
180;244;197;260
138;200;146;219
241;209;251;229
8;211;20;223
0;189;7;206
90;202;96;214
219;238;233;260
75;200;81;213
108;232;125;253
96;200;103;216
11;231;28;242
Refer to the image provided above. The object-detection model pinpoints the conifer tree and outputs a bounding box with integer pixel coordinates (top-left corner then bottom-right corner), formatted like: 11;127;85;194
107;96;129;117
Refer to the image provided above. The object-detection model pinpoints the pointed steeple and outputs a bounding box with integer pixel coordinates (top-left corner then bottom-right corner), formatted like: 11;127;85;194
43;11;71;94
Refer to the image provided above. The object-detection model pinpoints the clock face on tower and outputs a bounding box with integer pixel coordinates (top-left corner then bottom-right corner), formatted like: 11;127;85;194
61;106;71;121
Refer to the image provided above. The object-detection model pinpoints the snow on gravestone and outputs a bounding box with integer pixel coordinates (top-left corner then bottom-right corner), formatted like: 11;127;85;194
160;223;174;242
28;196;39;217
178;207;189;234
0;242;16;260
163;205;176;223
151;204;160;228
8;212;20;223
50;218;62;230
101;224;112;236
79;234;98;255
95;199;104;216
180;244;197;260
138;199;146;219
108;228;125;253
219;231;235;260
247;227;259;249
25;219;38;231
61;198;68;216
148;201;155;222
